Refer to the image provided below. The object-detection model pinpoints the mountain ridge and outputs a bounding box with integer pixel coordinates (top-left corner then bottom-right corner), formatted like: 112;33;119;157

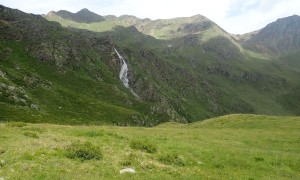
46;8;300;35
45;8;300;56
241;15;300;55
47;8;105;23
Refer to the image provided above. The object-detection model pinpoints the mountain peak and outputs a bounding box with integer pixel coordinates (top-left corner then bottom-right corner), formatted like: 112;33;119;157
190;14;207;21
273;14;300;24
243;14;300;55
76;8;93;14
78;8;90;12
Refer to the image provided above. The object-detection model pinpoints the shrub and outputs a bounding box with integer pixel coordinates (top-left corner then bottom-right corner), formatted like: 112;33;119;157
23;131;39;138
158;153;186;166
119;153;137;166
65;141;102;161
254;157;264;162
6;122;27;127
120;160;132;166
130;139;157;153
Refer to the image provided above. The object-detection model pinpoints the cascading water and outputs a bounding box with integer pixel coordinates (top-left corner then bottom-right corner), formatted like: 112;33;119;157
114;48;139;98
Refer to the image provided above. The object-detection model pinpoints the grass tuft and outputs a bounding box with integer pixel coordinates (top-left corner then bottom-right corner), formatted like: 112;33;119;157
158;153;186;166
130;139;157;153
119;153;138;166
254;157;264;162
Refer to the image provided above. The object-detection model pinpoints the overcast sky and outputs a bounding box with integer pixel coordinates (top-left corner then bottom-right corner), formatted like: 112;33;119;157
1;0;299;34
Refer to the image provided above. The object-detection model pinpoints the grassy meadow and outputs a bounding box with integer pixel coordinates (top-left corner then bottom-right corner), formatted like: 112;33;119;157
0;114;299;179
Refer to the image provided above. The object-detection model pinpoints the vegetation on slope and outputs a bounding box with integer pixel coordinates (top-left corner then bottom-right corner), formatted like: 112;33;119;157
1;5;299;125
0;5;174;126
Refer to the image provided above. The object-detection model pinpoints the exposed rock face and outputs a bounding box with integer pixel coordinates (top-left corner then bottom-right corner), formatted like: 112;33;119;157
0;5;113;72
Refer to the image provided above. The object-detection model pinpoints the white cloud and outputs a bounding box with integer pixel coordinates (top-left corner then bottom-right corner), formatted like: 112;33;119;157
0;0;299;34
221;0;300;34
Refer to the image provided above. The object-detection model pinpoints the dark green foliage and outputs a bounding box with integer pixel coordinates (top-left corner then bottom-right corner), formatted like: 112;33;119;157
130;139;157;153
158;153;186;166
254;157;264;162
65;141;102;160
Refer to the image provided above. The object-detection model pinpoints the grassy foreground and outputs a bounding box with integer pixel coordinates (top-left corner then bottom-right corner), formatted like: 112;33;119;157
0;114;299;179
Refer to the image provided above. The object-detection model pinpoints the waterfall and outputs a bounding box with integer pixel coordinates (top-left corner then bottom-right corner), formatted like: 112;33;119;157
114;48;139;98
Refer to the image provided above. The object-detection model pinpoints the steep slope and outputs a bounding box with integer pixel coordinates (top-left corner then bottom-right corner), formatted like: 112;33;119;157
0;5;179;125
241;15;300;55
1;5;299;125
96;25;300;120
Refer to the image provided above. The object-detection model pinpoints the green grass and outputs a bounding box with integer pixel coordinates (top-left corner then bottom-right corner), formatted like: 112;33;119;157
0;114;299;179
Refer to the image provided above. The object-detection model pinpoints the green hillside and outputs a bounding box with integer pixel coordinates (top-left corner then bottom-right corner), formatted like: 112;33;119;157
0;114;299;179
0;5;171;126
1;5;300;125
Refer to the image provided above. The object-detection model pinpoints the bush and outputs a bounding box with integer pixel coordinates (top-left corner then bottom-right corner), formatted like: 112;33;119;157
120;160;132;166
254;157;264;162
130;139;157;153
65;141;102;161
23;131;39;138
158;153;186;166
119;153;137;166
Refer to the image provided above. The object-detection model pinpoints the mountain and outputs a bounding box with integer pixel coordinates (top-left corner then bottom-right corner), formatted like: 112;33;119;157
0;5;170;126
240;15;300;55
1;5;299;125
47;8;105;23
45;11;232;40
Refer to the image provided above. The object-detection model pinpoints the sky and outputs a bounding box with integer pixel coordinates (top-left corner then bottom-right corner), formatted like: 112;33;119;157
1;0;299;34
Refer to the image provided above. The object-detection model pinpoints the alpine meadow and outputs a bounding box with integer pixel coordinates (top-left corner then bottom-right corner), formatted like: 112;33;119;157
0;3;299;179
